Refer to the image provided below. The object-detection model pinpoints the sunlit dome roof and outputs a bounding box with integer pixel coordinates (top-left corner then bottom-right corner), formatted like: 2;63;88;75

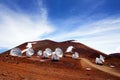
95;57;103;64
10;48;22;57
66;46;74;53
26;48;34;57
51;52;60;61
55;48;63;58
37;50;42;56
72;52;79;59
26;43;32;48
45;48;52;56
100;55;105;62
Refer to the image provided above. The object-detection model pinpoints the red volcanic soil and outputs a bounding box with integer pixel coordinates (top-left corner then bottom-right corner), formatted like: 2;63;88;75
0;40;120;80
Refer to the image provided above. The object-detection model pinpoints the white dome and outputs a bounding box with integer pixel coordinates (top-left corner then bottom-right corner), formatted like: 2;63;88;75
26;43;32;48
99;55;105;62
45;48;52;56
37;50;42;56
51;52;60;61
55;48;63;57
43;51;49;58
66;46;74;52
10;48;22;57
95;57;103;64
26;48;34;57
72;52;79;59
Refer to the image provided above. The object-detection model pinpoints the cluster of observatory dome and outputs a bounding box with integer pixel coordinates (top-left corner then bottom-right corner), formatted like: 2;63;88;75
10;42;105;64
10;42;79;61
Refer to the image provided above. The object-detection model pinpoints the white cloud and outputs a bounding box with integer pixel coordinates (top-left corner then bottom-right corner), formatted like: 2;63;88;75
0;3;55;49
77;34;120;54
116;47;120;53
1;1;120;55
49;18;120;54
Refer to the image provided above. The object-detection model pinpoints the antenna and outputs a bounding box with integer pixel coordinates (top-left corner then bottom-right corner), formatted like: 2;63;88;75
10;48;22;57
37;50;42;56
26;48;34;57
55;48;63;58
45;48;52;56
43;48;52;58
51;52;60;61
43;51;49;58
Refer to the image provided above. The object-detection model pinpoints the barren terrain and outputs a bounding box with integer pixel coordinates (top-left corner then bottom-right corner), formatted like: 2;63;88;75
0;40;120;80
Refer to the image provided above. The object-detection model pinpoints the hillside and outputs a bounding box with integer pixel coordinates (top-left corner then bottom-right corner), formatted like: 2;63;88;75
0;40;120;80
0;39;106;58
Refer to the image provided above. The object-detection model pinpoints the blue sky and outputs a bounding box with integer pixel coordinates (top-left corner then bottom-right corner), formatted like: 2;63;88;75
0;0;120;54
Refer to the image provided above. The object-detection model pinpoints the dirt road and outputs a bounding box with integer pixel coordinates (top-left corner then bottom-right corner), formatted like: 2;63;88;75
80;58;120;78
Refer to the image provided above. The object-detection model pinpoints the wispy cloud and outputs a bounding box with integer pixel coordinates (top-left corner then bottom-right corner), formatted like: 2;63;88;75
0;1;55;49
48;17;120;54
0;0;120;54
116;47;120;53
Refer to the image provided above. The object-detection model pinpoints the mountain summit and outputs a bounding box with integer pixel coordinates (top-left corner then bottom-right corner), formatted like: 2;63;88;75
1;39;106;58
0;40;119;80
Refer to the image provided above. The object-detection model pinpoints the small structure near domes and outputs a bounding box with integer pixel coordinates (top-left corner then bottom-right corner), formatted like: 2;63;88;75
26;42;36;48
110;65;115;68
86;67;92;71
